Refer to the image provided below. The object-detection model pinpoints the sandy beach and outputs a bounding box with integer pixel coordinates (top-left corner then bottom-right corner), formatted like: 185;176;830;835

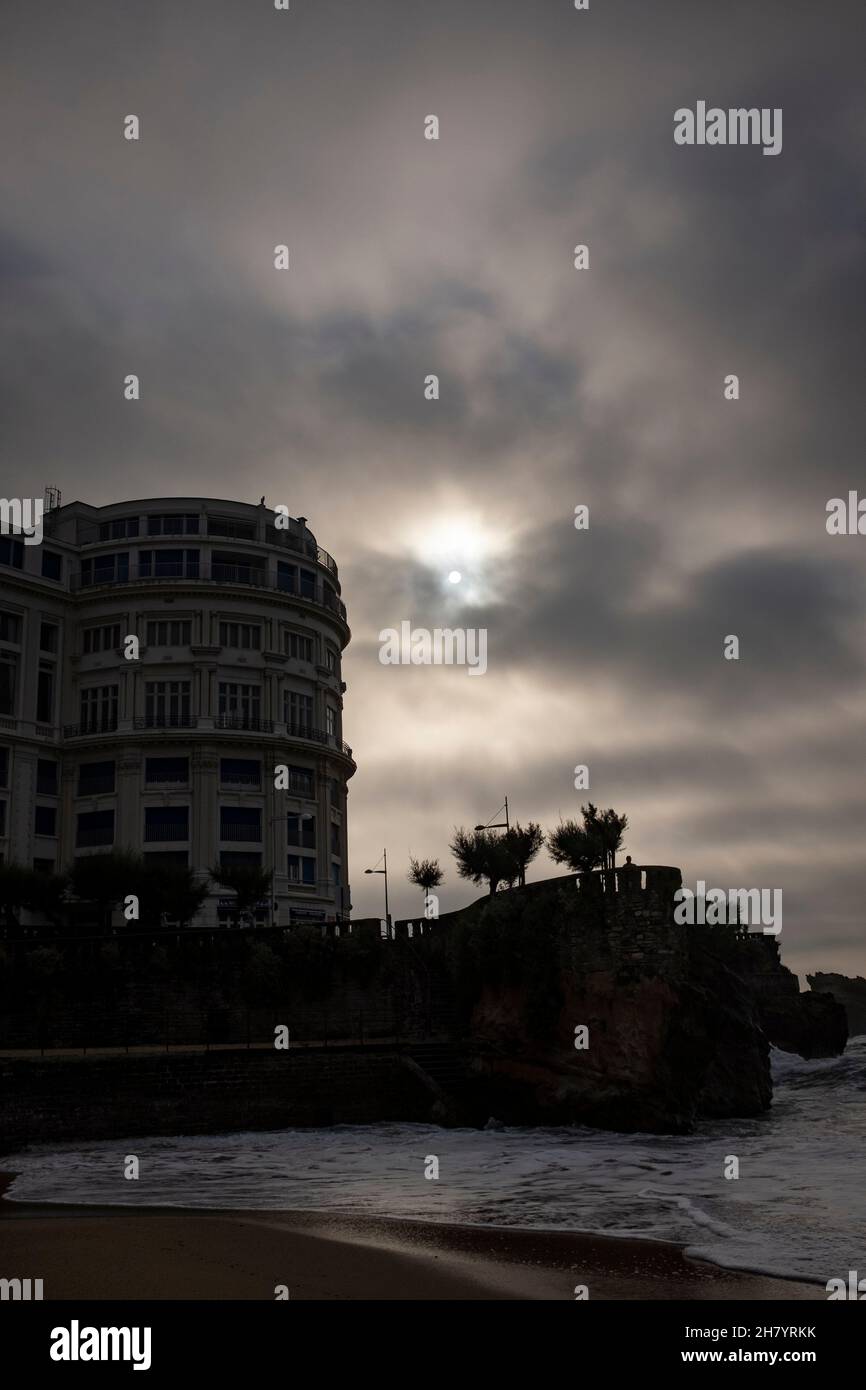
0;1173;825;1301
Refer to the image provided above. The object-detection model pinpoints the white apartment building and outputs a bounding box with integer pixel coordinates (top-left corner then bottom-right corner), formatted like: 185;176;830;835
0;496;355;926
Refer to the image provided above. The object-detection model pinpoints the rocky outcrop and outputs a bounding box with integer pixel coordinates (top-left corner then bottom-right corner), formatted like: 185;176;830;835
454;878;774;1133
808;973;866;1037
451;879;848;1132
728;937;848;1058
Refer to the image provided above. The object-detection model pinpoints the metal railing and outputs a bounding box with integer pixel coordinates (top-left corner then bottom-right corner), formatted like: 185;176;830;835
134;714;197;730
70;563;347;621
143;823;189;842
63;720;118;738
215;714;273;733
219;823;263;842
76;778;116;795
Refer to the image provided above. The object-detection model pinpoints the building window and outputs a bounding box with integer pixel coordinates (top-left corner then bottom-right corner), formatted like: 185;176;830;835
80;685;119;733
0;613;21;643
212;551;264;584
220;806;262;842
0;538;24;569
0;748;8;787
287;813;316;850
146;514;199;536
36;759;58;795
0;800;6;837
332;863;341;887
287;855;316;886
218;683;261;727
98;517;140;540
41;551;63;581
285;765;314;797
207;517;255;540
219;622;261;650
77;760;116;796
326;647;338;674
139;548;199;579
330;822;341;855
325;706;337;739
145;620;192;646
76;809;114;848
36;664;55;723
144;806;189;842
286;631;314;662
285;691;313;733
81;553;129;586
145;756;188;785
0;652;18;716
34;805;57;837
83;623;121;654
220;758;261;787
39;622;59;653
144;681;191;728
219;850;261;866
33;857;56;874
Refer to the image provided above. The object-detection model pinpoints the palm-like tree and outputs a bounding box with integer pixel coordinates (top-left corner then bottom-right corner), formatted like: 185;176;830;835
547;820;604;876
503;821;545;888
450;828;516;896
407;856;444;915
211;864;273;927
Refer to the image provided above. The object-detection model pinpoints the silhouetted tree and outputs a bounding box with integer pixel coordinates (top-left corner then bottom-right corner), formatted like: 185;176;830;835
0;863;34;933
211;864;273;926
503;821;545;888
68;851;143;931
547;820;604;876
450;828;516;896
137;863;211;928
407;856;444;914
593;805;629;871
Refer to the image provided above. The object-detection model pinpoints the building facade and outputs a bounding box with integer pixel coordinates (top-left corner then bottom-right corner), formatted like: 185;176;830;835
0;496;355;926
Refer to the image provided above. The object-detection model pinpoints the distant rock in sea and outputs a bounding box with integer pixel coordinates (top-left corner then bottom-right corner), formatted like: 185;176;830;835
807;973;866;1037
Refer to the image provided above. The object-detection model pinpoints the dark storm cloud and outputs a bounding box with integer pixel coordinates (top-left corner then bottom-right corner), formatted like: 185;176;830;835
1;0;864;969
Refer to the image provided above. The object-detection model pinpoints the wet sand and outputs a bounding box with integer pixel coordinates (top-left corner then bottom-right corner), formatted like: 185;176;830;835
0;1173;825;1301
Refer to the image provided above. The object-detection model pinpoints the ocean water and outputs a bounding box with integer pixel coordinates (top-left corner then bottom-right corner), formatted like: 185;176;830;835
6;1039;866;1285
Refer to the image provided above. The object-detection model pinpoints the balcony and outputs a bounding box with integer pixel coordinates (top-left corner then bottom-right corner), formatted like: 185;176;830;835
75;829;114;848
64;721;118;738
220;823;263;842
220;773;262;787
70;563;347;621
285;721;352;758
134;715;198;730
77;777;116;796
215;714;274;734
144;822;189;842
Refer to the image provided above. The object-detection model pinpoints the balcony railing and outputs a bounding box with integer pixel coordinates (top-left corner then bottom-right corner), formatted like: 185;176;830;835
144;823;189;842
70;563;347;621
215;714;274;733
60;717;351;760
285;721;351;757
220;773;262;787
64;721;118;738
220;823;263;842
134;715;198;730
75;829;114;848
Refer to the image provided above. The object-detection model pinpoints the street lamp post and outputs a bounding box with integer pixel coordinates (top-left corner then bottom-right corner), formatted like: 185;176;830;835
475;796;510;834
364;848;390;926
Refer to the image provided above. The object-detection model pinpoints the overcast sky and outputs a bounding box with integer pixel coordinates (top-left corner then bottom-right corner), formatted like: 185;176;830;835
2;0;864;977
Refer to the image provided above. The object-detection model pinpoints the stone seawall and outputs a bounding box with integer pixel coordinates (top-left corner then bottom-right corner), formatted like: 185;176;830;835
0;1046;434;1150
